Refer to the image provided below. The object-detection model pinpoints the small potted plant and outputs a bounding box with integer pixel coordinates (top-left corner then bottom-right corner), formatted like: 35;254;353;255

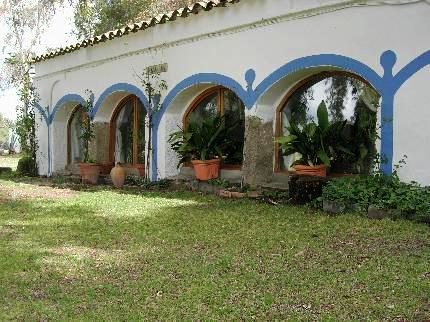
276;101;351;177
79;90;100;184
169;114;232;181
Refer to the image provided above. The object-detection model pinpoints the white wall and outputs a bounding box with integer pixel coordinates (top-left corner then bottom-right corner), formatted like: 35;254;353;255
33;0;430;184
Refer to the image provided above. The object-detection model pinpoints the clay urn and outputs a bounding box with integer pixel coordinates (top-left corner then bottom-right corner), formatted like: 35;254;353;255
110;162;126;188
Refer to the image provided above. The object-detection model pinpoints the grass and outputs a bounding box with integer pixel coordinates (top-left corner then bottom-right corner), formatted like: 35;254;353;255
0;176;429;320
0;153;21;171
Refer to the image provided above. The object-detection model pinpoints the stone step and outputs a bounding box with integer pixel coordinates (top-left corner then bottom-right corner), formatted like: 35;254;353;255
271;172;290;184
178;167;243;184
260;182;289;192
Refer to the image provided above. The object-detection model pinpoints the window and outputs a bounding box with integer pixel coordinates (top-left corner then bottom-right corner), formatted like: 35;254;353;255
110;95;146;165
67;105;85;164
276;72;380;173
184;87;245;165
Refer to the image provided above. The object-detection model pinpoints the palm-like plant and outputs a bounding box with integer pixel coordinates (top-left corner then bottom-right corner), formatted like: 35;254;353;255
169;114;236;167
276;101;352;167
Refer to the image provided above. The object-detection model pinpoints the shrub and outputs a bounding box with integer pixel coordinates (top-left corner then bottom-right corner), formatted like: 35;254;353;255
321;174;430;223
16;156;38;177
125;176;170;190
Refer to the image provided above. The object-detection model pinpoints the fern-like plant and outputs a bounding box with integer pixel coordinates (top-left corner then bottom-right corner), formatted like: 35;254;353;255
168;114;237;167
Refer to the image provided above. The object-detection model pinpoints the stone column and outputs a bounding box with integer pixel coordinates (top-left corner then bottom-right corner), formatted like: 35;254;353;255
241;116;274;187
89;122;110;164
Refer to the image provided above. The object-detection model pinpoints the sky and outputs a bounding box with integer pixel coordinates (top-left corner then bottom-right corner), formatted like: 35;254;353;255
0;2;76;121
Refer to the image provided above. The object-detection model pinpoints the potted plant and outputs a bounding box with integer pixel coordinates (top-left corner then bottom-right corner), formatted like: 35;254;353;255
168;114;233;181
276;101;351;177
79;91;100;184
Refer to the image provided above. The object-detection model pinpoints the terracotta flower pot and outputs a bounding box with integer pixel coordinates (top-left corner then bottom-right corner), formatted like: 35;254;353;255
293;164;327;177
79;163;101;184
191;159;220;181
110;163;126;188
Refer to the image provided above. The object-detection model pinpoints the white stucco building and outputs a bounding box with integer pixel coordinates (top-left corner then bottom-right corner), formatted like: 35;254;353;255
33;0;430;185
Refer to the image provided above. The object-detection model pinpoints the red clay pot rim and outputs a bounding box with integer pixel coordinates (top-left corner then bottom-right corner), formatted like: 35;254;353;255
293;164;327;170
191;159;221;165
79;163;100;167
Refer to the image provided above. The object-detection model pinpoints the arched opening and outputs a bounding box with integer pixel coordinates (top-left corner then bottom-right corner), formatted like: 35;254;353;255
67;105;86;165
109;95;146;171
183;86;246;167
275;71;381;174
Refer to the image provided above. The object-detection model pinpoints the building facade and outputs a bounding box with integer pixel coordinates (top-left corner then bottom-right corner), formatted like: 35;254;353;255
33;0;430;185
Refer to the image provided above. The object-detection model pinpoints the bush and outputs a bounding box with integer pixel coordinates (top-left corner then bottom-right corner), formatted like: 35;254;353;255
321;174;430;223
16;156;38;176
125;176;170;190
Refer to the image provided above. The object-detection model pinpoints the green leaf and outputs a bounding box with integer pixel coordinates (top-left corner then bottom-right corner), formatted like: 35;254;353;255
275;135;297;145
317;150;331;165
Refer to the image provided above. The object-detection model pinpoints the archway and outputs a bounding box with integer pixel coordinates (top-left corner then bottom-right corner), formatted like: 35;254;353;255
275;71;381;175
67;105;85;170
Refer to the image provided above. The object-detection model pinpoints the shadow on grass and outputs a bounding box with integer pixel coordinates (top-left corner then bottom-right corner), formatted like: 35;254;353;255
0;172;188;196
1;176;430;320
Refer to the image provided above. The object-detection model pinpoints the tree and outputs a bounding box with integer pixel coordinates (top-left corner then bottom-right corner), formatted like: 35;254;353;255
73;0;195;39
1;0;63;89
1;0;64;172
0;114;13;149
325;76;350;122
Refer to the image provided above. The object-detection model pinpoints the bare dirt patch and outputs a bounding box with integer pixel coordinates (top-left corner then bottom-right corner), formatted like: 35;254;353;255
0;182;77;201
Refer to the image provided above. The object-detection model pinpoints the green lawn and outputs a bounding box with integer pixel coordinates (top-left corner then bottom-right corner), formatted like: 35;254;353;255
0;177;429;320
0;154;21;171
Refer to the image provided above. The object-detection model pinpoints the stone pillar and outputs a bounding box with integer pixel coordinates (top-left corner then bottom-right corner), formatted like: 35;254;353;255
89;122;110;164
241;116;274;187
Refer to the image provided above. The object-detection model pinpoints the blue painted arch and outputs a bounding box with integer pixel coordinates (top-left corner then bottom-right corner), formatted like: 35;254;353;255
35;104;49;125
154;73;249;127
151;73;250;181
91;83;149;119
152;54;386;181
49;94;86;124
394;50;430;91
253;54;384;102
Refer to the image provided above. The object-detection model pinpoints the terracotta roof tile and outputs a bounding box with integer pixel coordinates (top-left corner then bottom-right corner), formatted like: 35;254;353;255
33;0;240;63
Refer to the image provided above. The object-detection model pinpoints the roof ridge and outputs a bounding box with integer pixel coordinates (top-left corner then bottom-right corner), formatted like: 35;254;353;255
33;0;240;63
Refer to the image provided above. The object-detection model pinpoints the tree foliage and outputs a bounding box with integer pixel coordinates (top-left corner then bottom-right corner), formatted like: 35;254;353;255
73;0;195;39
1;0;65;173
1;0;63;89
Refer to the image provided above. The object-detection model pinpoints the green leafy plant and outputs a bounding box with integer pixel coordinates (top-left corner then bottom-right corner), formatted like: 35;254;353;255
168;114;236;167
79;90;96;163
208;178;231;189
16;155;38;176
137;69;168;182
125;176;170;190
276;101;351;167
330;98;379;174
321;157;430;224
14;72;40;176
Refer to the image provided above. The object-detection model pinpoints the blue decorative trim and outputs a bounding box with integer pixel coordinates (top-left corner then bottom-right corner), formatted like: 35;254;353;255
394;50;430;90
151;51;430;180
377;50;430;173
47;122;51;177
92;83;149;119
253;54;384;102
152;54;386;180
49;94;86;124
151;73;250;181
35;104;49;125
41;51;430;181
